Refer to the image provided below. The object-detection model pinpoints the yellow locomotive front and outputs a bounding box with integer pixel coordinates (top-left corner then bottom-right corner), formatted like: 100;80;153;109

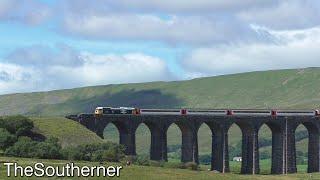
94;107;140;116
94;107;102;117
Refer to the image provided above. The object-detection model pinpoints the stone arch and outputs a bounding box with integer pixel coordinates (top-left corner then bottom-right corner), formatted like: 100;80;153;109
96;120;129;140
257;124;272;174
134;122;152;157
197;122;213;166
166;122;183;162
226;122;244;173
166;120;199;163
103;123;120;144
296;121;320;173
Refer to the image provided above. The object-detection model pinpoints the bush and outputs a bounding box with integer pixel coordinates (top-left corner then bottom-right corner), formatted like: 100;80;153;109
149;160;164;167
61;147;84;161
199;154;211;165
0;116;34;137
62;142;125;162
33;137;62;159
134;155;150;166
184;162;199;171
0;128;17;150
5;137;38;157
4;137;62;159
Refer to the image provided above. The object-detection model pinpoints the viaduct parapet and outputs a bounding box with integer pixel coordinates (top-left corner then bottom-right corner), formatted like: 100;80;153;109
67;114;320;174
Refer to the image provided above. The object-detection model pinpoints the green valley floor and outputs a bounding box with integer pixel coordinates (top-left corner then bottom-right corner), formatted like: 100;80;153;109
0;157;316;180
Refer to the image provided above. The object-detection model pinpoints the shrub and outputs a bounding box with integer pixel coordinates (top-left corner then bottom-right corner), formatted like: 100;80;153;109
33;137;62;159
134;155;150;166
61;147;84;161
62;142;125;162
0;128;17;150
149;160;164;167
184;162;199;171
5;137;37;157
199;154;211;165
0;116;34;137
4;137;62;159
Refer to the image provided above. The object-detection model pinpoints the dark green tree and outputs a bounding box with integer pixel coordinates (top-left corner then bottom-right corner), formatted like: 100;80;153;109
0;128;17;150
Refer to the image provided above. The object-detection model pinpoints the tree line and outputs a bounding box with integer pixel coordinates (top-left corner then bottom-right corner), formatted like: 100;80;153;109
0;116;125;162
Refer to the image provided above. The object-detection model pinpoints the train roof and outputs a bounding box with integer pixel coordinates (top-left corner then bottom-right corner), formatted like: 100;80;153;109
96;107;112;109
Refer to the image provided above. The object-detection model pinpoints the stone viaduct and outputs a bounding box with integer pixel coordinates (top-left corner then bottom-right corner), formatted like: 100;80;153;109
67;113;320;174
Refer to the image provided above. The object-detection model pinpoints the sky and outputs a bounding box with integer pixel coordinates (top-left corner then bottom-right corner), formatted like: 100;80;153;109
0;0;320;94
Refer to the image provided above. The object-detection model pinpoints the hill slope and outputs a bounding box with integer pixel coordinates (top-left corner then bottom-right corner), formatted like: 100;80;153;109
1;67;320;116
31;117;103;148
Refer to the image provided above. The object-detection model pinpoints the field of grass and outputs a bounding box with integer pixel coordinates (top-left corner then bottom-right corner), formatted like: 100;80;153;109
0;156;316;179
30;117;103;148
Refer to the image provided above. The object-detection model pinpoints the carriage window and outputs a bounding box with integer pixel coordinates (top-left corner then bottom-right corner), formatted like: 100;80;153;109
103;108;111;114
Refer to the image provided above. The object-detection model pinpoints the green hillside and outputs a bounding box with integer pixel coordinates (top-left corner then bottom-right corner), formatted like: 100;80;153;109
1;68;318;167
30;117;103;148
0;157;315;179
1;67;320;116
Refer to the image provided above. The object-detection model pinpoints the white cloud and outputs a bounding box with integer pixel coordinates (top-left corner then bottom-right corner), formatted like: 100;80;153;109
0;0;51;25
66;52;173;85
1;0;318;44
0;48;173;94
237;0;320;30
61;14;256;44
0;63;39;94
7;44;84;67
59;0;279;14
182;26;320;77
58;0;320;44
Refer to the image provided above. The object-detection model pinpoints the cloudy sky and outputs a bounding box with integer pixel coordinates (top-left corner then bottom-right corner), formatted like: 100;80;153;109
0;0;320;94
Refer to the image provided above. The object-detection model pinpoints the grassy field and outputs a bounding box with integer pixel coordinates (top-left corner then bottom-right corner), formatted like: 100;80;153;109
30;117;103;148
0;156;316;179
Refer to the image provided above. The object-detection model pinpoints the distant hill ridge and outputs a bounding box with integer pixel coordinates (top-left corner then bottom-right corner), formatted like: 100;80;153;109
1;67;320;116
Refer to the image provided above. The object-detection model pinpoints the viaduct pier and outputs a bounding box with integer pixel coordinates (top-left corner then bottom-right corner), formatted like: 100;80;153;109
67;111;320;174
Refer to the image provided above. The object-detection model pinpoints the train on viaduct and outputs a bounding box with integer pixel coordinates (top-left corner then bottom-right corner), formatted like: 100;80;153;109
67;108;320;175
